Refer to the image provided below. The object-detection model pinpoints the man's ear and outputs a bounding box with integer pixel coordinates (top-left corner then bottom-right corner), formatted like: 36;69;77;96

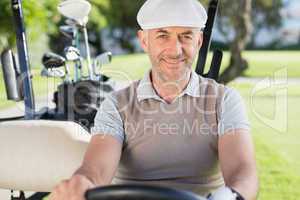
137;30;148;53
197;32;204;50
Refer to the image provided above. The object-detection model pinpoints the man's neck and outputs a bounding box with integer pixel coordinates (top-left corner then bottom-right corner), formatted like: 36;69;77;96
151;70;192;103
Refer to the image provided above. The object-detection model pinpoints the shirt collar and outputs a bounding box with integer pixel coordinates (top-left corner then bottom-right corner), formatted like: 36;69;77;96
136;71;201;102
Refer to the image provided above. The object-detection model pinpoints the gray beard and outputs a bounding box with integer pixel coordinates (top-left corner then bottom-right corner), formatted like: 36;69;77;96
152;67;192;85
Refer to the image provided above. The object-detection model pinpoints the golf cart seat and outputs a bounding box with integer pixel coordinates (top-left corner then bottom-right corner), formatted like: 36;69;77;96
0;120;91;192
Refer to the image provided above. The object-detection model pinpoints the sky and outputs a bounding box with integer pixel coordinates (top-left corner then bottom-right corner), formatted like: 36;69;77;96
213;0;300;46
282;0;300;24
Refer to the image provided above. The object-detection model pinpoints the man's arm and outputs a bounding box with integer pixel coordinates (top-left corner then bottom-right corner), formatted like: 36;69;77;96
214;86;258;200
75;134;122;186
218;129;259;200
49;134;122;200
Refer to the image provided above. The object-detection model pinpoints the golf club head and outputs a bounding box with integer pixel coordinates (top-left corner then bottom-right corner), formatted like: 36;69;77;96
58;0;91;26
94;52;112;66
65;18;76;26
65;17;88;27
64;46;81;61
65;18;84;28
59;25;76;39
42;52;66;69
41;68;65;78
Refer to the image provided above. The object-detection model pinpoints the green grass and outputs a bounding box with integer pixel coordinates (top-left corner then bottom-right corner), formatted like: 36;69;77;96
243;51;300;78
229;81;300;199
0;69;60;109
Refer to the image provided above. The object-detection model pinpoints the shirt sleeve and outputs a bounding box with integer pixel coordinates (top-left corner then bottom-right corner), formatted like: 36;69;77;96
218;87;250;135
90;94;125;144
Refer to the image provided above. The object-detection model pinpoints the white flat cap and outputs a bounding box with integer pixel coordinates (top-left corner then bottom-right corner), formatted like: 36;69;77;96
137;0;208;30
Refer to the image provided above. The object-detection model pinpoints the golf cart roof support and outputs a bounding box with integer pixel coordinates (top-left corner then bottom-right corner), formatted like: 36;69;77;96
12;0;35;119
195;0;220;77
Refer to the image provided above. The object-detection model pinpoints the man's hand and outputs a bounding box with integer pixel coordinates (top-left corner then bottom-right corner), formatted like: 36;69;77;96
207;186;243;200
49;174;95;200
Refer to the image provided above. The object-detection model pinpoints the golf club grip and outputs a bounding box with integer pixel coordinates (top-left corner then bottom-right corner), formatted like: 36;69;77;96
207;49;223;81
195;0;219;75
12;0;35;119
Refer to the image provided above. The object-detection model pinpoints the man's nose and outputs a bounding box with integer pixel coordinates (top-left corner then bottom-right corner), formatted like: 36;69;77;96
167;37;183;58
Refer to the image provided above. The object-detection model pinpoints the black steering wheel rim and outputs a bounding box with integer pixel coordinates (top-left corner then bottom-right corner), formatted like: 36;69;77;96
85;184;204;200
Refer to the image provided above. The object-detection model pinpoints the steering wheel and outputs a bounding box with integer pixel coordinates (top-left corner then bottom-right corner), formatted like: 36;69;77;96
85;184;206;200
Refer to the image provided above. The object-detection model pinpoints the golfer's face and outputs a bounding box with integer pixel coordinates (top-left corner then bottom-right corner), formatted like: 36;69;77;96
139;27;203;82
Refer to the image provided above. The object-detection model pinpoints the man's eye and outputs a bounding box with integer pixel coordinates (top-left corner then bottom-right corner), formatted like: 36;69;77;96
183;35;193;40
157;35;168;39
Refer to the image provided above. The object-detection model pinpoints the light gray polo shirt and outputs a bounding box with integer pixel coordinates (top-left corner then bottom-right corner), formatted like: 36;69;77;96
91;71;250;143
90;71;250;196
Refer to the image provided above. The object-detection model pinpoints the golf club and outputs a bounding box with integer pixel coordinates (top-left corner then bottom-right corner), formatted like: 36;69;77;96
64;46;84;81
61;20;82;81
42;52;71;82
40;68;65;79
58;0;94;80
93;51;112;78
59;25;76;40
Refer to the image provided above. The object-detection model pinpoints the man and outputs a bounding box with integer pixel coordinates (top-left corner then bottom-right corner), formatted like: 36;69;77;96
49;0;259;199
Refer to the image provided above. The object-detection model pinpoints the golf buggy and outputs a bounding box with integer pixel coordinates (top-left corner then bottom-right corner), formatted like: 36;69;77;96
0;0;223;199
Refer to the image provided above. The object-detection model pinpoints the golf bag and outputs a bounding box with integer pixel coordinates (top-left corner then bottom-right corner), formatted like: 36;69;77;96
53;79;113;129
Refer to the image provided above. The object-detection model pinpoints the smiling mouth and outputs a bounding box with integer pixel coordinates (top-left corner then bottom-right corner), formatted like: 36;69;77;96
163;59;185;65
